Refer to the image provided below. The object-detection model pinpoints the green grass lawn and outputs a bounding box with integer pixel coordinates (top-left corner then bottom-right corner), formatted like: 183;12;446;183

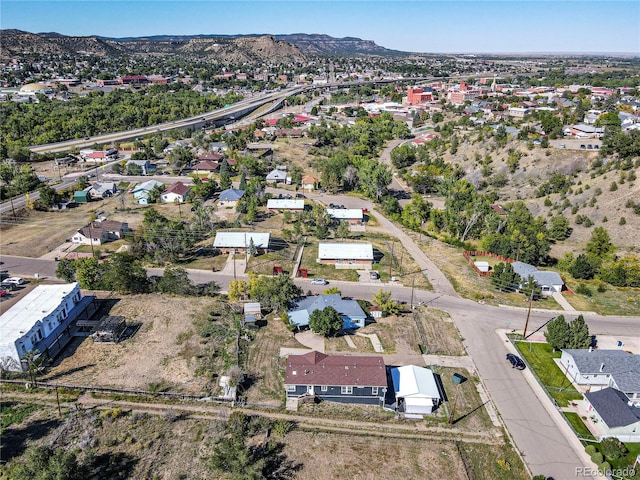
602;442;640;470
514;341;582;407
563;411;595;441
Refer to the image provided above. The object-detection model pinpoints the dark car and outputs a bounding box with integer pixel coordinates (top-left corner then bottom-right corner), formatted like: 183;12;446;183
506;353;526;370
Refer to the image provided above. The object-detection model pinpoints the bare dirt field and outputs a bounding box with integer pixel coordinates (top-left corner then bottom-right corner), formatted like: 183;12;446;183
42;294;222;395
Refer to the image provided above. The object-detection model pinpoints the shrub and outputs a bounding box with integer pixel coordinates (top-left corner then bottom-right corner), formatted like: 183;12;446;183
599;437;627;459
599;462;611;474
619;217;626;225
585;444;597;456
576;283;593;296
591;452;603;464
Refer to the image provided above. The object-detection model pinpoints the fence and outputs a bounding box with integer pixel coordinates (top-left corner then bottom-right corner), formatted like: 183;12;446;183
462;250;515;277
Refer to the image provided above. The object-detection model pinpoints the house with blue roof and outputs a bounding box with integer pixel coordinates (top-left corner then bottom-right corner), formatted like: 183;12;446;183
218;188;245;207
287;294;367;330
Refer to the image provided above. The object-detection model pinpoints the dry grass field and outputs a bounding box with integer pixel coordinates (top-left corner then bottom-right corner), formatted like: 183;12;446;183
1;402;527;480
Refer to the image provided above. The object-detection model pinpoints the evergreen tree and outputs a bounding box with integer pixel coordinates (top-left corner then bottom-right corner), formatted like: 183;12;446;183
491;262;519;292
568;315;591;349
569;254;596;280
544;315;570;351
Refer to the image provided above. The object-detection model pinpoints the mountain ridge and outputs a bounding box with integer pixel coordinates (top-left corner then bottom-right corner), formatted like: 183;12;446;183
0;30;402;60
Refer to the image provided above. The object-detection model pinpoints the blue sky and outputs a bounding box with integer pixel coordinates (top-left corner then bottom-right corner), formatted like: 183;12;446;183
2;1;639;54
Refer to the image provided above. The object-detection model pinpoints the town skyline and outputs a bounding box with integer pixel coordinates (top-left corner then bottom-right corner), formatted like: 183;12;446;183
2;0;639;55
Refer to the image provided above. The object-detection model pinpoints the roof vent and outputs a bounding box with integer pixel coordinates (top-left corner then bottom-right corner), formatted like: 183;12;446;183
599;363;605;372
292;370;297;376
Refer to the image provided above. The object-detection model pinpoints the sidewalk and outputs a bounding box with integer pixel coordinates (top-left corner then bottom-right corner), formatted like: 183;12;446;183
499;329;594;471
552;291;576;311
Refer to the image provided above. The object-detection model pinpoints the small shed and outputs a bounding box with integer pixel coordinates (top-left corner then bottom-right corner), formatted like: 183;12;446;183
243;302;262;319
74;187;91;203
92;316;126;343
474;261;490;273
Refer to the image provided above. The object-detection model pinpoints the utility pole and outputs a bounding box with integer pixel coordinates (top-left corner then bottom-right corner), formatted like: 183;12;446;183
522;287;534;338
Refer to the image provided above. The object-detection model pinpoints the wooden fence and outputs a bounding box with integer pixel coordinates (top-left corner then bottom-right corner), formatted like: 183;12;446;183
462;251;515;277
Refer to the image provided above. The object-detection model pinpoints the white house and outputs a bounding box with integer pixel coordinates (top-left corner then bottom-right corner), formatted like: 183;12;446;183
390;365;442;418
326;208;364;225
317;242;373;269
584;387;640;442
213;232;270;254
266;199;304;211
0;283;95;371
161;182;190;203
511;261;564;295
560;349;640;400
265;168;290;184
132;180;164;204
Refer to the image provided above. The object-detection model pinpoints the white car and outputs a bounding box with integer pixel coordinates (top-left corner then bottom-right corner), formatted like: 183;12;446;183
310;278;328;285
4;277;24;285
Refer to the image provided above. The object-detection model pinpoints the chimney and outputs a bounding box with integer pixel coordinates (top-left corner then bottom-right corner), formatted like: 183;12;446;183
588;346;593;352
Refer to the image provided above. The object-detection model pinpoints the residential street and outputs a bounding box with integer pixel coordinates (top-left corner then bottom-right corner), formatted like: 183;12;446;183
1;192;638;479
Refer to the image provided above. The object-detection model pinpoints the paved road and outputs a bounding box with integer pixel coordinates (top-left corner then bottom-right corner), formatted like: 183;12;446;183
1;228;637;479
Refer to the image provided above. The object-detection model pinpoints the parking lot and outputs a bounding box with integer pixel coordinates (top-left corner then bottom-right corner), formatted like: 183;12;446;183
551;138;602;151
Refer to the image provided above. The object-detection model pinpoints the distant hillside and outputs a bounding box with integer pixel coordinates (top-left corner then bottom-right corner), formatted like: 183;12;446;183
0;30;307;63
0;30;401;61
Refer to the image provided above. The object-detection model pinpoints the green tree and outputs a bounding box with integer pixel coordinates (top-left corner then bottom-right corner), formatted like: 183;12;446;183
548;215;570;241
248;274;302;312
401;194;431;230
38;184;59;208
336;221;350;239
599;437;627;459
586;227;615;268
227;279;249;302
219;169;232;190
390;144;416;169
99;252;149;293
155;265;194;295
372;289;401;317
568;315;591;349
544;315;570;351
248;237;257;257
491;262;519;292
569;254;595;280
3;445;88;480
75;257;102;290
520;275;542;300
55;259;77;282
126;162;143;176
309;306;343;337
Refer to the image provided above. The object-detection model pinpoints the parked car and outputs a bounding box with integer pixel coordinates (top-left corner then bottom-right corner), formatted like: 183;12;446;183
310;278;328;285
559;144;566;149
0;281;16;291
369;271;380;280
580;144;586;149
295;193;306;198
587;144;593;150
4;277;24;285
506;353;526;370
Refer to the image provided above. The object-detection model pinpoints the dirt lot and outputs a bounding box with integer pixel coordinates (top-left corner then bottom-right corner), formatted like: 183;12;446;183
42;294;222;395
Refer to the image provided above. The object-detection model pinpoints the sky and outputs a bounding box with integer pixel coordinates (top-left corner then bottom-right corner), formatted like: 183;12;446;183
1;1;639;54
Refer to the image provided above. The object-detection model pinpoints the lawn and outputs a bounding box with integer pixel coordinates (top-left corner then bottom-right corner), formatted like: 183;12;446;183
563;411;595;441
514;341;582;407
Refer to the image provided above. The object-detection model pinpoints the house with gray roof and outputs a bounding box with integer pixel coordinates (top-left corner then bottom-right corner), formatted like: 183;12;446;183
287;294;367;330
560;349;640;401
584;387;640;442
511;261;564;295
218;188;245;207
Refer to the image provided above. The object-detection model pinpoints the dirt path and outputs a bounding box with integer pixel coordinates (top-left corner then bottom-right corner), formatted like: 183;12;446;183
2;391;502;444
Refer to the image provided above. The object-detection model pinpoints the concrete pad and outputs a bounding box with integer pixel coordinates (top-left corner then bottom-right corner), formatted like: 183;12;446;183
294;330;325;353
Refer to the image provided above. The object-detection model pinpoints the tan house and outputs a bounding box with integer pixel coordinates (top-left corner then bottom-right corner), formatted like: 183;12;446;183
317;242;374;269
301;175;320;192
